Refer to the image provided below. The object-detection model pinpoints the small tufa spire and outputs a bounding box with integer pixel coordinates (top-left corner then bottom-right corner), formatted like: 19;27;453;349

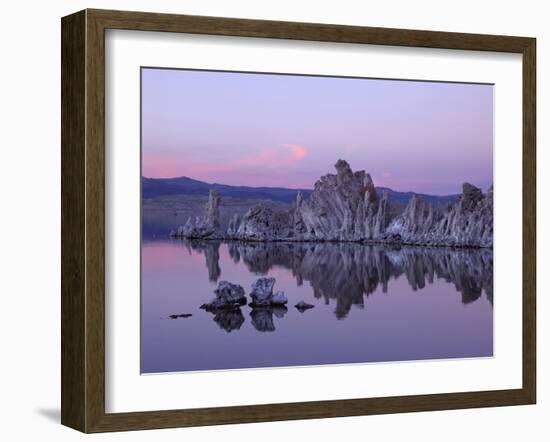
205;189;221;230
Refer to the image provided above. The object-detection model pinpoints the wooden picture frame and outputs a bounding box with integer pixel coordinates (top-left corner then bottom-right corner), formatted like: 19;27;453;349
61;8;536;433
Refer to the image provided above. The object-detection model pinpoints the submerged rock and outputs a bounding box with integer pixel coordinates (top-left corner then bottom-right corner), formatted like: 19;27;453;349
249;277;288;306
168;313;192;319
294;301;315;312
200;280;246;310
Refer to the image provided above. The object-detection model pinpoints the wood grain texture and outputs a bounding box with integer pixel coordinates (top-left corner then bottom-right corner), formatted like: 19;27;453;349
89;8;532;52
61;10;86;432
522;38;537;403
61;8;537;433
84;9;107;433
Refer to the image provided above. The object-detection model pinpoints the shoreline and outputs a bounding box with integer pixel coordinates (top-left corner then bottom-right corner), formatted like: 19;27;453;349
168;234;492;250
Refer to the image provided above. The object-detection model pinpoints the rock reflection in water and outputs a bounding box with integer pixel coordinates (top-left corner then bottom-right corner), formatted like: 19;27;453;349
208;308;245;333
142;239;494;372
181;239;493;320
182;240;221;282
250;306;288;332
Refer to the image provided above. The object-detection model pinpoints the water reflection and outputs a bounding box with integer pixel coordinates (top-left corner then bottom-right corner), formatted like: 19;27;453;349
250;306;288;332
181;239;493;322
185;240;221;282
211;308;245;332
142;239;494;372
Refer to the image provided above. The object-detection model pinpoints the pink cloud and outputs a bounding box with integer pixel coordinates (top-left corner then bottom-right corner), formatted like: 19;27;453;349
282;143;306;160
143;144;309;187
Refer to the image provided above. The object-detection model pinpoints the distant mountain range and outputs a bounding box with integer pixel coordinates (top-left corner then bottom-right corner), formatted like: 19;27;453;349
142;176;309;203
142;176;459;206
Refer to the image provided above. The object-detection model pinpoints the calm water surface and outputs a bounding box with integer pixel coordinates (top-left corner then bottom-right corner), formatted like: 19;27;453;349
141;240;493;373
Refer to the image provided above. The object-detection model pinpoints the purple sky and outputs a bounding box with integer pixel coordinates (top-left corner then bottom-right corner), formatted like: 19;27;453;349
142;68;493;195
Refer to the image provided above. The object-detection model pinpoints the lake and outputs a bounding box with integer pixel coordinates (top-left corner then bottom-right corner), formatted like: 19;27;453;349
141;240;493;373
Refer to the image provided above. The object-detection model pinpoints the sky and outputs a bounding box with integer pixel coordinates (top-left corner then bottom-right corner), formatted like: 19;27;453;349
141;68;493;195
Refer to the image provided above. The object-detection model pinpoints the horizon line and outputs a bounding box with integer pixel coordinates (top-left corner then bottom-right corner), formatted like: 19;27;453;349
140;174;494;197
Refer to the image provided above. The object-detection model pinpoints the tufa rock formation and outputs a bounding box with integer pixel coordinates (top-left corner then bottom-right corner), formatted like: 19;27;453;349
227;214;241;235
236;204;294;240
249;277;288;306
171;160;493;248
197;276;289;332
199;280;246;311
386;183;493;247
171;190;223;239
290;160;390;241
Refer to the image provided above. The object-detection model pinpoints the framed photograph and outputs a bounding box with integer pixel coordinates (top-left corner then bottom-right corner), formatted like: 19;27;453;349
61;9;536;433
